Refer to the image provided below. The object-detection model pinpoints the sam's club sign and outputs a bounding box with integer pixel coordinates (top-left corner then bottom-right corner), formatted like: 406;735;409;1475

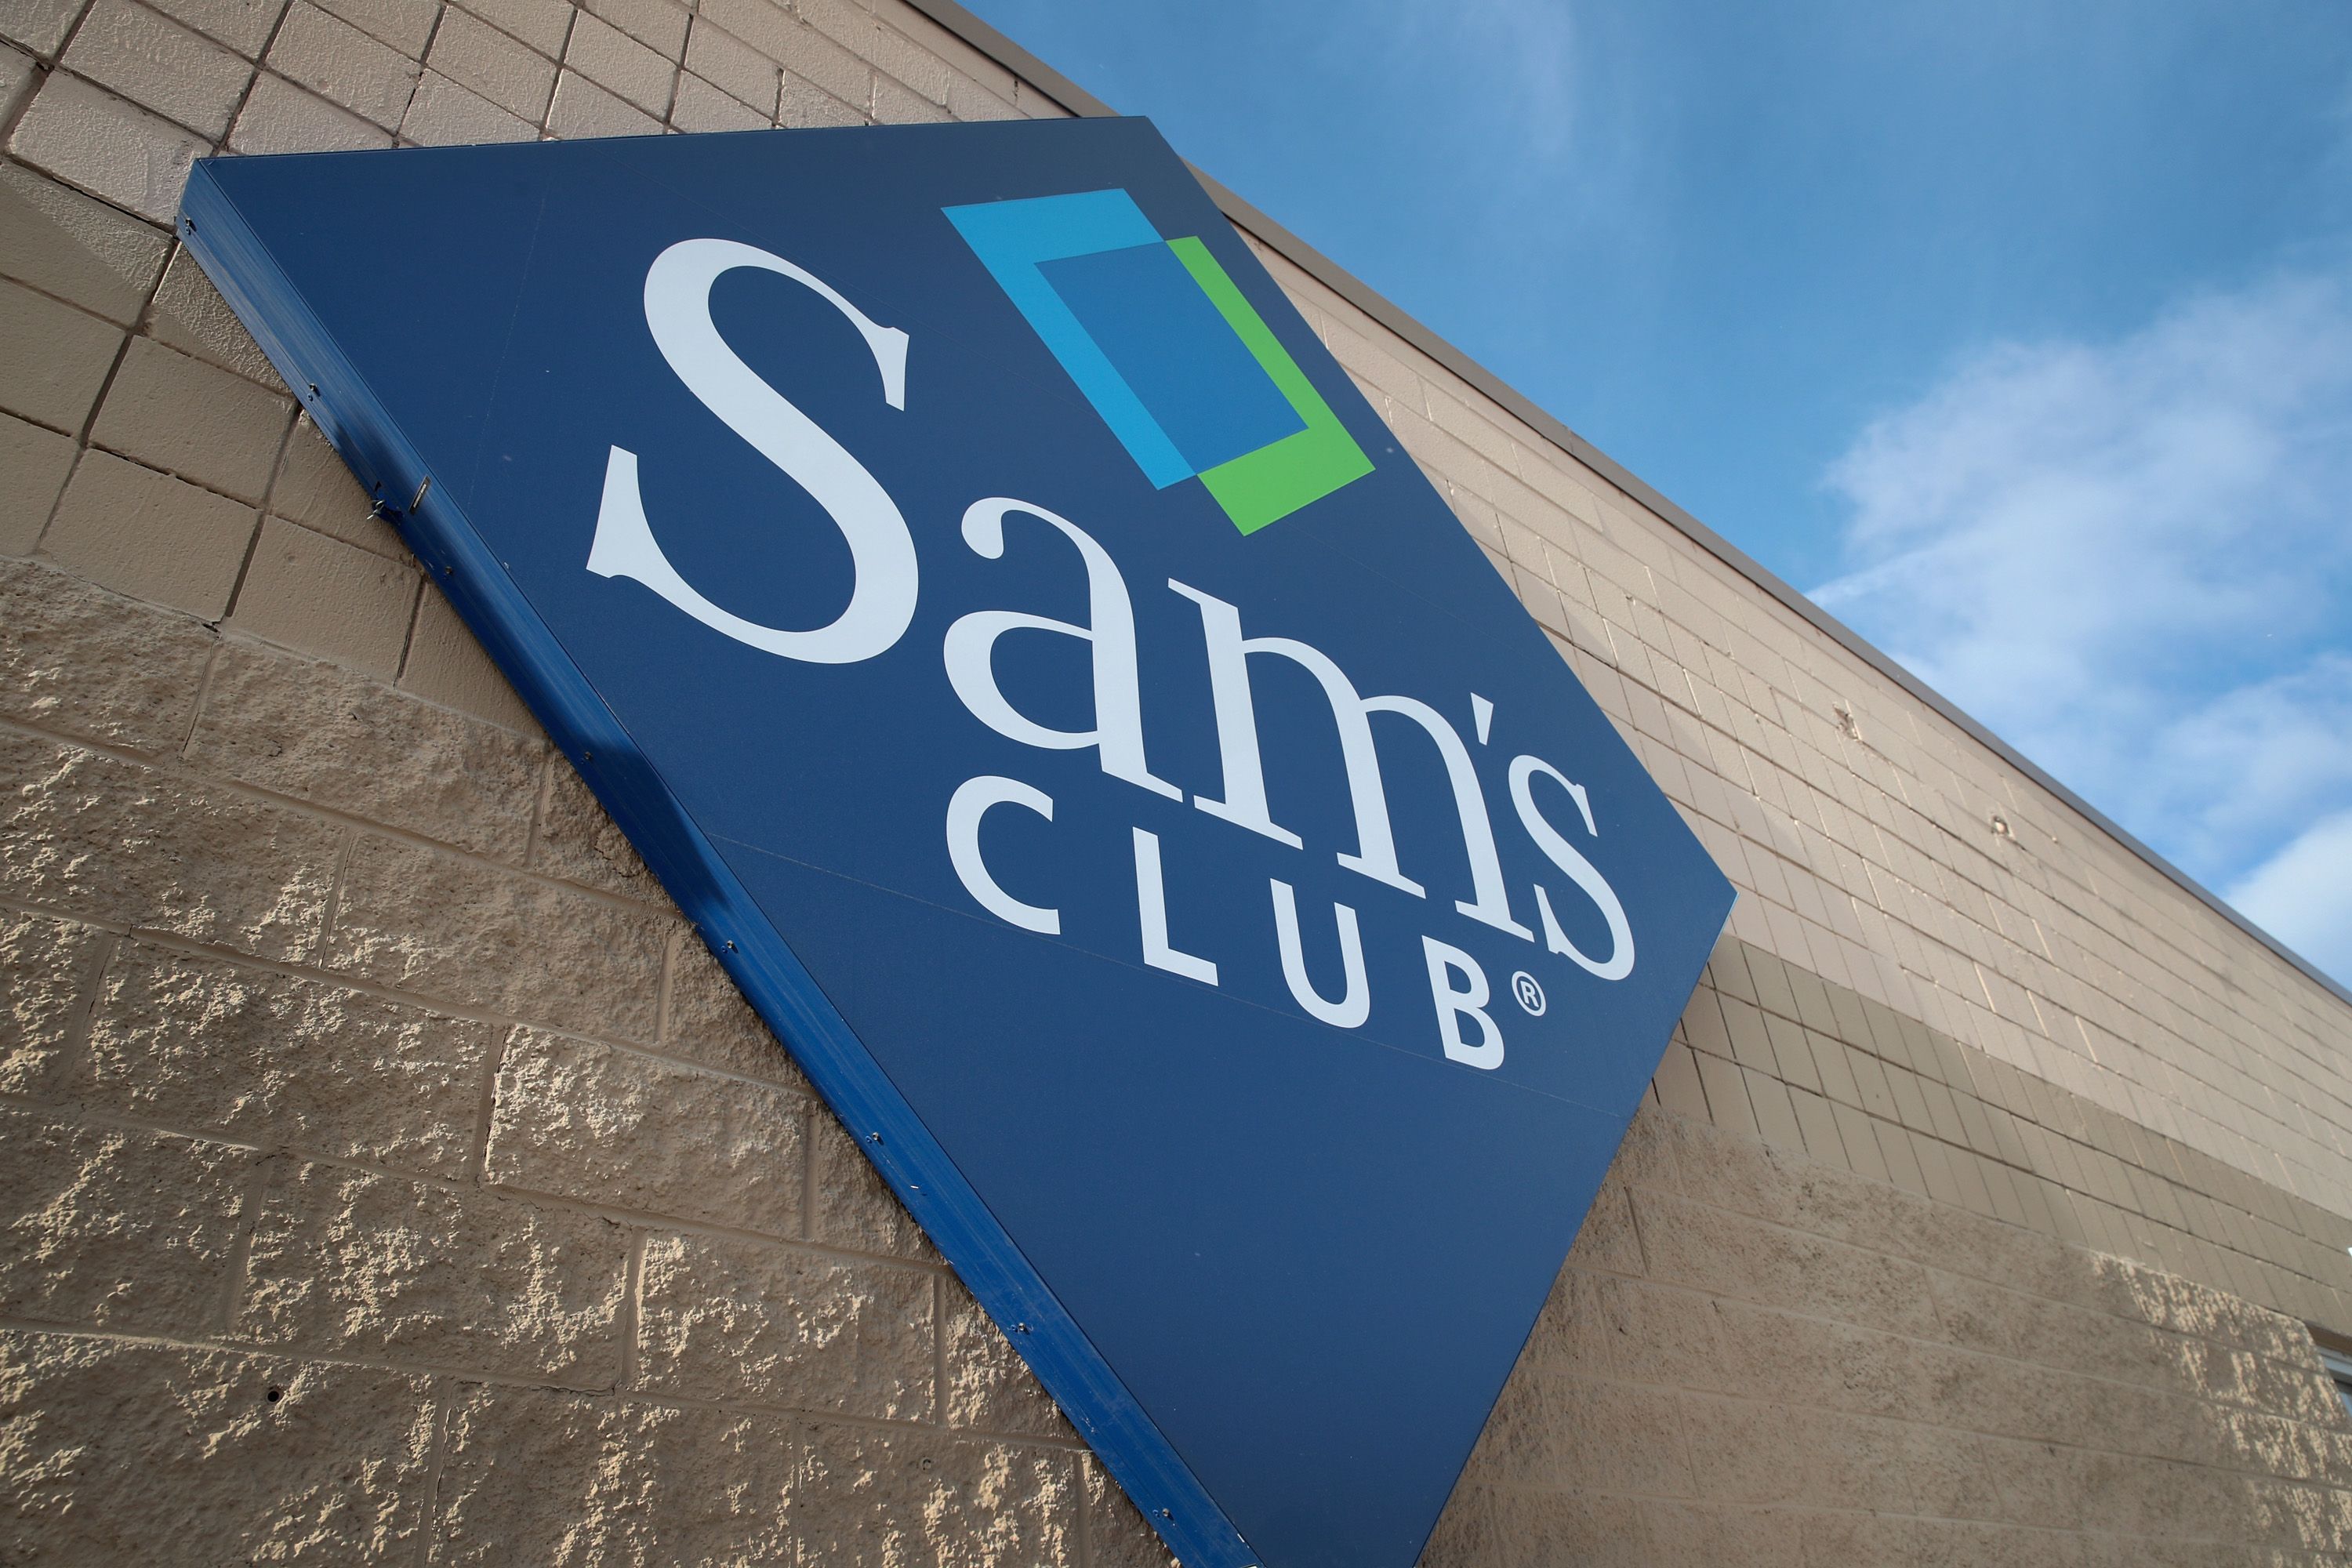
184;118;1733;1568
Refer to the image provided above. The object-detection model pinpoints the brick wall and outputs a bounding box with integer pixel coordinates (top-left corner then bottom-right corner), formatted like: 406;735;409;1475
2;0;2349;1561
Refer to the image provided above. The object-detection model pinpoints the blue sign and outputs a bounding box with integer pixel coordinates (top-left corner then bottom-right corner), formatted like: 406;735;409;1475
182;118;1733;1568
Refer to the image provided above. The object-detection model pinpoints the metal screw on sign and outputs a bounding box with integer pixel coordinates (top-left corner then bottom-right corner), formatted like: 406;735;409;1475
1511;971;1547;1017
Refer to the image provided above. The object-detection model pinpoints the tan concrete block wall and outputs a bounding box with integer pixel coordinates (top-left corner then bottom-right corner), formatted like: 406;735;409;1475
3;0;2350;1560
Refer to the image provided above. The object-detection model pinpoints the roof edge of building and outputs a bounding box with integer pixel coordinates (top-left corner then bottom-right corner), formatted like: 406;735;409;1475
900;0;2352;1014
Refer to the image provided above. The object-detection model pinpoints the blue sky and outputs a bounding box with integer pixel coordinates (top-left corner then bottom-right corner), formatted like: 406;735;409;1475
966;0;2352;987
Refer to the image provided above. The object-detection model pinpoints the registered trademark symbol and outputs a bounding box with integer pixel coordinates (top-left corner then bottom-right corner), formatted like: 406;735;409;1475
1511;971;1546;1016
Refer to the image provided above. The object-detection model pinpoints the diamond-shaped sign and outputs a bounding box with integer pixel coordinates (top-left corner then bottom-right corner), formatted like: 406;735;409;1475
183;118;1733;1567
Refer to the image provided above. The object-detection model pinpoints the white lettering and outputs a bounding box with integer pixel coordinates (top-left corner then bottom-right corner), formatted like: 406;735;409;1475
1509;754;1635;980
1422;936;1502;1069
1170;579;1527;936
1271;880;1369;1028
1133;828;1218;983
946;775;1058;935
946;500;1181;800
588;238;917;664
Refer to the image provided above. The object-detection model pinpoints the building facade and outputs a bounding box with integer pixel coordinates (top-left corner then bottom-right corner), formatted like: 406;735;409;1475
2;0;2350;1561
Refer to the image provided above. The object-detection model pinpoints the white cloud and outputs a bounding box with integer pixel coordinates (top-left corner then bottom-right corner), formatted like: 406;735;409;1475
2227;811;2352;985
1813;270;2352;982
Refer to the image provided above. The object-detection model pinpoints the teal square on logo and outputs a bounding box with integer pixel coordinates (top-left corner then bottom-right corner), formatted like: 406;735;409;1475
1039;241;1305;474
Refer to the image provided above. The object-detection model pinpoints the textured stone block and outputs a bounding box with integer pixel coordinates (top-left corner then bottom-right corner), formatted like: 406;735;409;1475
0;556;216;752
396;581;537;731
667;70;766;131
1462;1490;1643;1568
266;1;422;128
1083;1455;1178;1568
266;412;398;554
546;67;659;136
0;161;172;325
0;910;107;1098
429;1385;797;1566
146;243;281;385
64;0;255;138
1525;1265;1624;1381
401;69;539;145
426;6;557;122
872;71;947;125
485;1029;804;1236
451;0;568;58
809;1106;933;1261
531;754;652;896
1709;1298;1924;1422
7;71;209;223
1471;1370;1693;1494
0;277;122;433
0;1333;437;1562
635;1231;935;1418
226;517;418;674
1639;1501;1805;1567
682;17;775;114
0;0;78;53
661;931;809;1089
90;336;292;503
321;833;666;1037
313;0;434;53
84;940;497;1177
582;0;684;60
792;1419;1076;1563
237;1160;630;1378
190;641;539;857
0;1104;250;1328
1632;1187;1940;1337
42;448;258;617
779;73;862;129
229;70;396;153
0;731;339;958
145;0;285;56
565;11;673;114
942;1276;1066;1437
1564;1179;1644;1275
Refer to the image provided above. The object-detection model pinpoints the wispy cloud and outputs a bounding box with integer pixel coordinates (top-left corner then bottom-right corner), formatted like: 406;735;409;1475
1813;269;2352;982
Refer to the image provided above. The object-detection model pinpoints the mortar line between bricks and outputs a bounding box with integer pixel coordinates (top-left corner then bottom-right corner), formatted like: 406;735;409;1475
38;927;118;1102
411;1374;455;1567
215;394;305;622
64;299;136;451
930;1272;945;1428
0;1316;1094;1449
1468;1486;2345;1552
522;746;556;870
312;822;356;953
1568;1269;2350;1458
397;0;448;134
211;1151;274;1334
0;890;808;1100
176;642;223;757
1649;1374;2352;1494
0;707;681;921
619;1230;643;1390
798;1096;815;1245
1650;1149;2336;1342
0;1085;941;1272
464;1009;508;1185
212;2;292;154
42;0;104;67
18;441;82;556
